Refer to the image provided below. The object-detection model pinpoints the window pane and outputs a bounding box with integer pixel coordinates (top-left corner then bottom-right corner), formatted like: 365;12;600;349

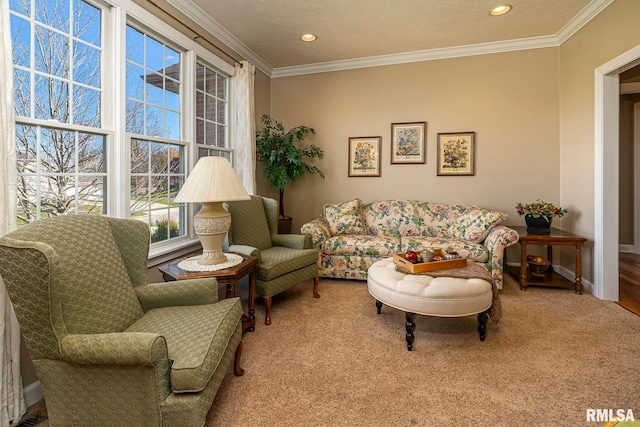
36;0;68;32
131;139;149;173
165;111;179;140
10;14;30;68
146;36;163;72
17;176;38;225
216;99;225;123
196;64;204;91
145;72;164;106
35;26;70;78
40;128;74;174
73;86;100;126
146;106;163;137
166;81;179;110
126;63;145;101
73;42;100;87
35;75;69;122
73;0;100;46
78;134;105;173
216;74;226;98
9;0;30;16
126;100;144;134
205;69;216;96
15;125;36;173
126;26;144;64
13;69;30;117
130;176;150;214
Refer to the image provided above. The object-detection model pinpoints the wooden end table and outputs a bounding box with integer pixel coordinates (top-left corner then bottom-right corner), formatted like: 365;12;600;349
508;226;587;294
158;253;259;332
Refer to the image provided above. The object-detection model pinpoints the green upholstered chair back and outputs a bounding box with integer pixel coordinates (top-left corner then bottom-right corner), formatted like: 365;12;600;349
0;216;145;359
226;196;274;250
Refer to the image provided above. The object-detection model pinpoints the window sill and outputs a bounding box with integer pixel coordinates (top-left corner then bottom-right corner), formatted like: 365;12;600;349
147;239;202;268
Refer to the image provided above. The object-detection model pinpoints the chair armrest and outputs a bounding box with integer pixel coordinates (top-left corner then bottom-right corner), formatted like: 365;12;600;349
301;219;330;250
135;279;219;311
61;332;168;366
483;225;520;290
228;244;260;259
271;234;311;249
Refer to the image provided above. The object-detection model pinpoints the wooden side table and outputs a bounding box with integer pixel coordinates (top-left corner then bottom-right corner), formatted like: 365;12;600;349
508;226;587;294
158;253;259;332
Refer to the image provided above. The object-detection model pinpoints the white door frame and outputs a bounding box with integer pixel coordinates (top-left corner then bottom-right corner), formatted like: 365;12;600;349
595;44;640;300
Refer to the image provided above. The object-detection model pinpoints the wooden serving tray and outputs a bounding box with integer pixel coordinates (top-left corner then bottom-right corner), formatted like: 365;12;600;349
393;253;467;274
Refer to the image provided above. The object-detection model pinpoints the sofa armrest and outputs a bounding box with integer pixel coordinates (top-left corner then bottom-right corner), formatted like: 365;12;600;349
301;218;331;250
228;244;260;259
272;233;312;249
483;225;520;289
61;332;168;366
135;279;219;311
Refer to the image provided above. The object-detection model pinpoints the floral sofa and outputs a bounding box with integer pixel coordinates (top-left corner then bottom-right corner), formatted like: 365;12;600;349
301;199;519;289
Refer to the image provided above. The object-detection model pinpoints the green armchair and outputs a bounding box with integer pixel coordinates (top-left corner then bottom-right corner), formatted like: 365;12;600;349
0;216;244;427
225;196;320;325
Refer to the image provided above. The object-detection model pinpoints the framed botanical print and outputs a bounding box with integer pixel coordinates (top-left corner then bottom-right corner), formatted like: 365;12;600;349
348;136;381;177
437;132;475;176
390;122;426;164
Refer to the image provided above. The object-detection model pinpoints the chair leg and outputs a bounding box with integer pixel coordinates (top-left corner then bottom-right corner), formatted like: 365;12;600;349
313;276;320;298
263;296;272;325
234;341;244;376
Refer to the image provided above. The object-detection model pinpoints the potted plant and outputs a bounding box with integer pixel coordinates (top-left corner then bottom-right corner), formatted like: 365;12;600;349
515;199;568;233
256;114;324;233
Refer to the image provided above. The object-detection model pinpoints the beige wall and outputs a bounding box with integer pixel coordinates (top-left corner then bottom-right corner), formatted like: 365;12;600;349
270;48;561;234
559;0;640;280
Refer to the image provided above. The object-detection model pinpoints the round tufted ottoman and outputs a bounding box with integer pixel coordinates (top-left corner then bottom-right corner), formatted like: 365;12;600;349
367;257;493;350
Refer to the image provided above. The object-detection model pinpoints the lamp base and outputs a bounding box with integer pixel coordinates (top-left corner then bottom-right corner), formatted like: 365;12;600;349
193;202;231;265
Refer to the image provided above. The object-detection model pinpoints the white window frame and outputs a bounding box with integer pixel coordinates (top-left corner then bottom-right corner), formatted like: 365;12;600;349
10;0;237;263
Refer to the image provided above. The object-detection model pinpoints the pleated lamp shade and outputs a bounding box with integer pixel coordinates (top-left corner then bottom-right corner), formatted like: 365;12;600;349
175;156;250;203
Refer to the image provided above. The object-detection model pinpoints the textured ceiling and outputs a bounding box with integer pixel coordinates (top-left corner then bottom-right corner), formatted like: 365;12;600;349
186;0;594;69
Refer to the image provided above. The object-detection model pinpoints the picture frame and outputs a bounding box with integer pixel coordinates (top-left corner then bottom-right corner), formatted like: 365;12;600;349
348;136;381;177
437;132;475;176
390;122;426;164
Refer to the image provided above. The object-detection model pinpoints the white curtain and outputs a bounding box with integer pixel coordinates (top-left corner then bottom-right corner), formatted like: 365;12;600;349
0;1;27;425
231;61;256;194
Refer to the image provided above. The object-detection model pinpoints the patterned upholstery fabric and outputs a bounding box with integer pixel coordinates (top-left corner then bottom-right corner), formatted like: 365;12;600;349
226;196;320;309
322;198;366;235
226;196;273;250
302;200;519;289
0;215;243;426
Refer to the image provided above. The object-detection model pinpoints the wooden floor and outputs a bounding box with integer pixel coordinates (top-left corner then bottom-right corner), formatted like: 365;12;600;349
619;252;640;316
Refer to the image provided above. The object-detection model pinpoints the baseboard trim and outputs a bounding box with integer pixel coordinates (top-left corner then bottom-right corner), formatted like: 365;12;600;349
619;244;635;253
23;381;43;407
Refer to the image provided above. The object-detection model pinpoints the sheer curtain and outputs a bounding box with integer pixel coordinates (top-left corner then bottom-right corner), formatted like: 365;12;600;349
231;61;256;194
0;1;27;425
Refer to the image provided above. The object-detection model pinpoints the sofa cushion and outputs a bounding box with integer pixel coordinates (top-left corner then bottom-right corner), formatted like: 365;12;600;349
448;206;507;243
126;298;242;393
323;199;366;236
323;235;401;257
362;200;419;237
401;237;490;262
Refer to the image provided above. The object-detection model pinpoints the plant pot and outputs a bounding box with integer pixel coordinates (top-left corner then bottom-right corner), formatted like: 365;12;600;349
278;218;293;234
524;215;552;234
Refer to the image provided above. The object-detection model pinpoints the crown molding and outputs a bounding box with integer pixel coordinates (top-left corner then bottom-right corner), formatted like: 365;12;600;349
556;0;614;44
164;0;273;76
271;36;559;78
166;0;612;79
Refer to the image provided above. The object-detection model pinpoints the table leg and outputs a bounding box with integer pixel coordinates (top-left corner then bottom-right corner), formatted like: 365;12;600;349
248;271;256;332
575;245;584;295
519;243;528;290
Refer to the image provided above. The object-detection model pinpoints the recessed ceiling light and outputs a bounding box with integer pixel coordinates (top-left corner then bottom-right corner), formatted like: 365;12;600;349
300;34;317;42
490;4;512;16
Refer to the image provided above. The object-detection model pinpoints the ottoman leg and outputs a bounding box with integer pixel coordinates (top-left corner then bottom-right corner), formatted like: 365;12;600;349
375;300;383;314
406;312;417;351
477;309;490;341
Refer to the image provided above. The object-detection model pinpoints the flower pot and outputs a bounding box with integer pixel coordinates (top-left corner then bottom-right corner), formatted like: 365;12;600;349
524;215;552;234
278;218;293;234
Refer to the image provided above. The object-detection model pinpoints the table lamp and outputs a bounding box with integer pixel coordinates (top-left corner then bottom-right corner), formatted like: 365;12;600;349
174;156;250;265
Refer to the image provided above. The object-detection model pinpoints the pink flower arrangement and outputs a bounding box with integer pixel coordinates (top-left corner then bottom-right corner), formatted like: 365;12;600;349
515;199;568;221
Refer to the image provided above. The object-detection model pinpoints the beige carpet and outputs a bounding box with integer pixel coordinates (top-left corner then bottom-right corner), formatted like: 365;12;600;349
21;274;640;426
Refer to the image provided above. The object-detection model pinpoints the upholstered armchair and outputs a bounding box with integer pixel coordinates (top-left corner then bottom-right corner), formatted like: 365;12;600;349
225;195;320;325
0;216;244;427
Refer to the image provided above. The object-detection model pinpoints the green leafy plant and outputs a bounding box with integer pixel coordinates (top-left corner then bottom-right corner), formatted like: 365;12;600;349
151;218;180;243
255;114;324;219
515;199;568;221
